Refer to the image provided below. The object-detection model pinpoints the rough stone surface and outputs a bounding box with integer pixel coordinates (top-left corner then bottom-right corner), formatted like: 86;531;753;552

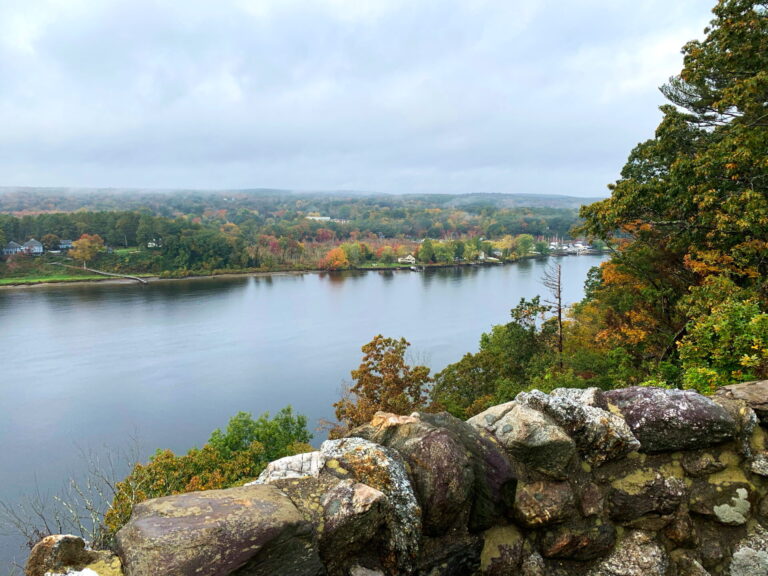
688;473;754;522
605;386;738;452
517;389;640;466
730;525;768;576
716;380;768;425
537;518;616;561
608;470;686;527
681;451;728;477
751;453;768;476
470;402;576;479
587;530;668;576
26;535;100;576
318;480;388;575
349;567;385;576
478;525;524;576
550;387;609;410
350;412;474;535
418;411;517;531
467;401;517;430
33;387;768;576
713;395;760;457
664;506;699;548
115;484;322;576
319;437;422;573
514;480;576;528
254;450;324;482
713;487;751;526
670;551;710;576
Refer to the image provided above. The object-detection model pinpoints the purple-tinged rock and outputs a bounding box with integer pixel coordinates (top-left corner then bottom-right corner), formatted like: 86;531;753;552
605;387;737;453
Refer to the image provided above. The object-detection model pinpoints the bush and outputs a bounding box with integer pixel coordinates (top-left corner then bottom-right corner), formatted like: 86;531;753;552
104;408;312;535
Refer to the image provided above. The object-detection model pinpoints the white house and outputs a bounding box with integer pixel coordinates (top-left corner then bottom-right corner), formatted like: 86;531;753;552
397;254;417;265
2;241;22;256
22;239;44;254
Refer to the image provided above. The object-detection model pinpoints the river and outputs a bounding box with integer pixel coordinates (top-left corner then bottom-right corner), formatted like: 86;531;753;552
0;254;606;569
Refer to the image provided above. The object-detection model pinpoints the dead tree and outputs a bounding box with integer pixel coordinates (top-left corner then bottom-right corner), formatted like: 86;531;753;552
542;263;563;369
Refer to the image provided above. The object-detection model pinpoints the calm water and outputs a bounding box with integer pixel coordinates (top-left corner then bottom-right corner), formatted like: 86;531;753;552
0;255;606;567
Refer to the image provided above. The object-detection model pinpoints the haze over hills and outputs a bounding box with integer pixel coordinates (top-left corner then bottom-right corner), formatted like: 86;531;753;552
0;187;603;215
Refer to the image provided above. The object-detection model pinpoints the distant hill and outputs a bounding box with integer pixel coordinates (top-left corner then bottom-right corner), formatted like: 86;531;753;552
0;187;603;214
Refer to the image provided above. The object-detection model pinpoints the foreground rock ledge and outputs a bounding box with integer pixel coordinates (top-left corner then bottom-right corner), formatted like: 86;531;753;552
27;384;768;576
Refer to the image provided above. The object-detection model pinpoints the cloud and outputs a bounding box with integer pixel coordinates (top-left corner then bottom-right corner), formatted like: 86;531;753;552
0;0;712;196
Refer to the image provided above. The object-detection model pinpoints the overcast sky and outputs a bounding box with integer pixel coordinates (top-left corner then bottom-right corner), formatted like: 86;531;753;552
0;0;712;196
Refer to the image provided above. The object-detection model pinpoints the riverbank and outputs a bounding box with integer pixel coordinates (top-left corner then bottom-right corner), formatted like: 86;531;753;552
0;252;609;290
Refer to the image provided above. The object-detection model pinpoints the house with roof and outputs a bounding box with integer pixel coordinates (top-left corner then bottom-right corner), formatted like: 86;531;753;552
22;239;44;255
397;254;417;265
2;241;22;256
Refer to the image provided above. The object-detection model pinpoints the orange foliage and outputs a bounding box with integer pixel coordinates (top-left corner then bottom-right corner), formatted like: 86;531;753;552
319;247;350;270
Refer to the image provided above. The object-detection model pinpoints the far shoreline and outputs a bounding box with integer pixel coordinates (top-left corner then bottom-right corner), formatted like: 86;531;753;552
0;252;609;291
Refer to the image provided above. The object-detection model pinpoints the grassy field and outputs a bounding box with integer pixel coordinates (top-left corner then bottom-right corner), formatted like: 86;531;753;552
0;274;111;285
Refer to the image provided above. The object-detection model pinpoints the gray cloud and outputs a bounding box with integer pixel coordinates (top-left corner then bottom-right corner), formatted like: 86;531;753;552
0;0;711;196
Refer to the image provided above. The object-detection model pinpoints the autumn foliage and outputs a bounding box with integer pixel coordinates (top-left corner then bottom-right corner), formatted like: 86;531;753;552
331;335;434;437
319;246;350;270
69;233;105;267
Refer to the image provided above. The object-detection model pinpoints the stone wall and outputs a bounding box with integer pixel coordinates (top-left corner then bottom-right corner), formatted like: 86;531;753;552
26;381;768;576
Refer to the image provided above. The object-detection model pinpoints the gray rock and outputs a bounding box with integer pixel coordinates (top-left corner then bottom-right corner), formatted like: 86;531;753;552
350;567;385;576
115;484;322;576
750;453;768;476
713;488;751;526
712;394;760;458
605;387;737;452
254;450;324;482
550;387;609;409
689;478;754;522
587;530;668;576
517;389;640;466
470;402;575;479
520;551;546;576
671;551;711;576
320;437;422;574
467;401;518;431
319;480;388;576
730;525;768;576
716;380;768;425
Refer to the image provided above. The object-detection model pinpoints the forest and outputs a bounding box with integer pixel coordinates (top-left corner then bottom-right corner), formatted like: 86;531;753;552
0;191;588;280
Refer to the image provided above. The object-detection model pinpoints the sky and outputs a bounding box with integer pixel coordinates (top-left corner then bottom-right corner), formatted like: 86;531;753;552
0;0;712;197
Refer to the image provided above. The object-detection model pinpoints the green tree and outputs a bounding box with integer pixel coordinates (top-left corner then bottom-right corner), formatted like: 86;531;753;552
576;0;768;381
332;335;433;437
432;297;552;418
41;233;61;251
209;407;312;462
452;240;465;261
678;277;768;393
514;234;534;257
418;238;435;263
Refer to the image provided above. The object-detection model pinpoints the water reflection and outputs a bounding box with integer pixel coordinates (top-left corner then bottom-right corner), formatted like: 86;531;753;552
0;255;608;568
